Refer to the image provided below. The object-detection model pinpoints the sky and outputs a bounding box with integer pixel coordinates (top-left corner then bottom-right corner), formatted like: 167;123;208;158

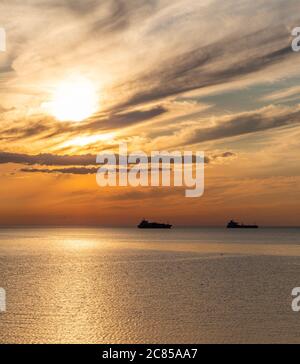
0;0;300;226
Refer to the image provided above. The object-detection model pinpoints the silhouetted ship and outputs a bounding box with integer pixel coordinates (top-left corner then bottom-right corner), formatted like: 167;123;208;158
227;220;258;229
138;219;172;229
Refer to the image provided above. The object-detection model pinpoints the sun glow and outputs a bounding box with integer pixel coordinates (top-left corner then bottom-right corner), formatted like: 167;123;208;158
63;133;116;147
47;77;98;122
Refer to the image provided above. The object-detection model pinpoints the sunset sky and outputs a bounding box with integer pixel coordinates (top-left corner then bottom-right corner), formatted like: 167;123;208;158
0;0;300;226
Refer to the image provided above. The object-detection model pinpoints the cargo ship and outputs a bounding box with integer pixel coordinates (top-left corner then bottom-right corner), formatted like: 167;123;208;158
138;219;172;229
227;220;258;229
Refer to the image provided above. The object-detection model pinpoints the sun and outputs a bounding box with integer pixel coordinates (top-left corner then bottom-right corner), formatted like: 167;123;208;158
47;77;98;122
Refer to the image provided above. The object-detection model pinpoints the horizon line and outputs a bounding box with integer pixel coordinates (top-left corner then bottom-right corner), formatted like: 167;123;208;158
0;224;300;229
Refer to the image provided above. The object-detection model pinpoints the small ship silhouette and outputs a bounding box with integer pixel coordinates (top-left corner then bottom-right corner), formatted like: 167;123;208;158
138;219;172;229
227;220;258;229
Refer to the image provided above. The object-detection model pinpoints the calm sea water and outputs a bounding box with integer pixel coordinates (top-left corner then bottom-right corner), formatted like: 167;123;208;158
1;227;300;343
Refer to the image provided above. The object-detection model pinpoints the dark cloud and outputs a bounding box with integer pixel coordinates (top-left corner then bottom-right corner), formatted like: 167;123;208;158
0;106;167;142
1;122;51;141
20;166;168;175
117;25;295;110
186;107;300;144
218;152;235;158
0;149;236;170
0;151;97;166
83;106;167;132
20;167;98;175
210;152;236;160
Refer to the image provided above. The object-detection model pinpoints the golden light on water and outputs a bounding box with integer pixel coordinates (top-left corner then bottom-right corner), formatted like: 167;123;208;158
47;77;98;122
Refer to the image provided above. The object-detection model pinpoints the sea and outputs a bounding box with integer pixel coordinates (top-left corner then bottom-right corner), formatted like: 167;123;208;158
0;227;300;343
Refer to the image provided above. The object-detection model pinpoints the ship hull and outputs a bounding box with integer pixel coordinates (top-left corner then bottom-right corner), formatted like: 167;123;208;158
138;224;172;229
227;220;258;229
138;219;172;229
227;225;258;229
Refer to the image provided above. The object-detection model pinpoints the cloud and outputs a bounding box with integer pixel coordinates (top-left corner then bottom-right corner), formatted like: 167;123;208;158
0;106;167;144
81;106;168;132
262;86;300;102
20;167;98;174
1;0;299;155
1;2;299;114
0;149;236;176
20;166;166;175
118;25;294;110
0;151;97;166
183;105;300;145
1;121;52;141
